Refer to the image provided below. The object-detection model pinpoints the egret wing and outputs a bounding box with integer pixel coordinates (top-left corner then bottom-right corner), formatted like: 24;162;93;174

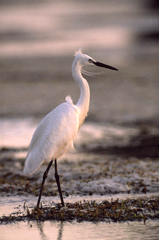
24;102;79;175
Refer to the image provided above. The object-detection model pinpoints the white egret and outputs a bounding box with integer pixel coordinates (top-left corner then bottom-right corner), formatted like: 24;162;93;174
23;50;118;208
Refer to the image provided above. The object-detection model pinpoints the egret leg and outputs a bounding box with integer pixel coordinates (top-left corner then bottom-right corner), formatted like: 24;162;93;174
54;159;64;207
36;160;53;208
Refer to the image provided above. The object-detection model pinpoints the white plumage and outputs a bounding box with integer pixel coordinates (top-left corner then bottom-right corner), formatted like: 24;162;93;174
23;50;118;207
24;50;90;175
24;101;78;175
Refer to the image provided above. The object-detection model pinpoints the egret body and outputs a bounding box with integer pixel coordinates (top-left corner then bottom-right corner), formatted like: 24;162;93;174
23;50;118;207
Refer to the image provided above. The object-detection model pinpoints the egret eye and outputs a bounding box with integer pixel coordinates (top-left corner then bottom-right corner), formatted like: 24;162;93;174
88;59;93;63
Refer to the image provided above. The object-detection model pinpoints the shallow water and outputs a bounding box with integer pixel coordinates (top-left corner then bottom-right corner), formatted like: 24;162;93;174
1;220;159;240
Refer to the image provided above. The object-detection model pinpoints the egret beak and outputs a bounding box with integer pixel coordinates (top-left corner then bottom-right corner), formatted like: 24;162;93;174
93;61;118;71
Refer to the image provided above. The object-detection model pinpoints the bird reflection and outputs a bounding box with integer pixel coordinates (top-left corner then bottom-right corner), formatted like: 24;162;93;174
35;220;64;240
57;221;64;240
37;221;48;240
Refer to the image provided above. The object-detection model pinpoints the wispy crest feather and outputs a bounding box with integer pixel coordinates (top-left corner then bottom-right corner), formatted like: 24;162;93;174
81;68;100;77
74;49;82;56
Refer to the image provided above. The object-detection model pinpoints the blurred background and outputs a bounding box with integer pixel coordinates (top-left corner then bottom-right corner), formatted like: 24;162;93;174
0;0;159;147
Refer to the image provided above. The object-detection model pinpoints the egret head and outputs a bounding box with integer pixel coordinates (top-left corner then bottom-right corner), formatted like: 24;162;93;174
74;49;118;71
74;49;95;67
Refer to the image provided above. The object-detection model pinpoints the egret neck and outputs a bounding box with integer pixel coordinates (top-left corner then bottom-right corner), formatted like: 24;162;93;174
72;60;90;129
